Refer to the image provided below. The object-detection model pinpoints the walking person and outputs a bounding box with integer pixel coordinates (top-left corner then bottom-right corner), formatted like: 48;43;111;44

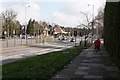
94;38;101;52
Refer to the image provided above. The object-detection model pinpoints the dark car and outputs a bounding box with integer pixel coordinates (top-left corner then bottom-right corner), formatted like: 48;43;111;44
0;36;6;39
70;38;75;42
58;37;65;40
21;35;27;39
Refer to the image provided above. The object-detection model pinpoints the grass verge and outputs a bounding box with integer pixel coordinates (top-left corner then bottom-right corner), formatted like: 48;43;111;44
2;45;91;80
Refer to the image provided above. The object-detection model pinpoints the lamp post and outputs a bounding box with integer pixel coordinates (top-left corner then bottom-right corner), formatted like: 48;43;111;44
25;5;30;45
5;17;8;47
88;4;94;43
74;30;77;47
25;6;30;35
88;4;94;34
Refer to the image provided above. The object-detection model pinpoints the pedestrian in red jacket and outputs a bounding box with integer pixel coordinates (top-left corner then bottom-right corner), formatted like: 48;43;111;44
94;38;101;51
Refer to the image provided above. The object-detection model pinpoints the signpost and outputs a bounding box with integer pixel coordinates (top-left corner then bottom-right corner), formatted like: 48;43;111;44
4;31;8;47
74;31;77;47
21;26;24;46
13;30;16;46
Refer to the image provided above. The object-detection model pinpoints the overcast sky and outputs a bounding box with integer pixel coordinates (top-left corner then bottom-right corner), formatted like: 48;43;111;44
0;0;106;27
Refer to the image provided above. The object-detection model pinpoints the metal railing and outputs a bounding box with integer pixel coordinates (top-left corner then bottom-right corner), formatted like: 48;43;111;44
1;37;59;48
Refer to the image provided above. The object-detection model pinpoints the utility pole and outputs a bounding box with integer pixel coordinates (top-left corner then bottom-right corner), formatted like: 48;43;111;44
88;4;94;43
25;5;30;45
74;30;77;47
88;4;94;33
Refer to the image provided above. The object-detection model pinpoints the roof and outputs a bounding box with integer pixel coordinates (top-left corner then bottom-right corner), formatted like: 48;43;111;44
44;27;50;31
54;27;62;32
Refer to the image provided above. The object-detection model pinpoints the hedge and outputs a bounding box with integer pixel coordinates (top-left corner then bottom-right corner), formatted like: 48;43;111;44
104;2;120;68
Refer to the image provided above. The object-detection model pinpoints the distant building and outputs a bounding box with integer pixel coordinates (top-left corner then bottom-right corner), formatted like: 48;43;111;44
54;27;68;38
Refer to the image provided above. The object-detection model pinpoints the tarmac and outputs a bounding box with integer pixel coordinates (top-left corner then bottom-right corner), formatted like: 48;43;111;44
51;44;120;80
1;41;78;65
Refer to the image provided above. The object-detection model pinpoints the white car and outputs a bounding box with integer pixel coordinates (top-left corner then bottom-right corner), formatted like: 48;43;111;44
64;37;67;40
27;36;31;39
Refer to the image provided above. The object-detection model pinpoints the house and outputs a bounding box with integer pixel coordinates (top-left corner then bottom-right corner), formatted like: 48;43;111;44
54;27;68;38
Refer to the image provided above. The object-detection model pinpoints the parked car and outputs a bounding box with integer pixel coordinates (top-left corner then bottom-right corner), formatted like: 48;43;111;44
58;37;65;40
0;35;8;39
12;36;19;39
70;38;75;42
66;36;69;39
0;36;5;39
21;35;27;39
64;37;67;40
27;36;31;39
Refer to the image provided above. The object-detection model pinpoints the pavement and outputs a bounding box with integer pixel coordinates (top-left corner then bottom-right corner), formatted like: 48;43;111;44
51;44;120;80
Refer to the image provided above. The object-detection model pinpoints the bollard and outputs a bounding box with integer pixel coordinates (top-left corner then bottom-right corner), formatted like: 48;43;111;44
80;40;82;46
14;38;15;46
7;38;8;47
21;38;22;46
42;37;44;44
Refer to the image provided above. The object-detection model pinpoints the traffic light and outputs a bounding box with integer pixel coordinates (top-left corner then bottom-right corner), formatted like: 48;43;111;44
74;31;77;37
49;25;52;27
79;32;82;36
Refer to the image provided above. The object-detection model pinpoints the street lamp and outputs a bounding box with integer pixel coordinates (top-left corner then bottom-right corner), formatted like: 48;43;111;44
88;4;94;43
88;4;94;34
25;6;30;35
25;5;30;45
4;16;9;47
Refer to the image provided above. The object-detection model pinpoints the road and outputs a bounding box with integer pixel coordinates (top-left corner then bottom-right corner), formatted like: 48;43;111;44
1;37;81;65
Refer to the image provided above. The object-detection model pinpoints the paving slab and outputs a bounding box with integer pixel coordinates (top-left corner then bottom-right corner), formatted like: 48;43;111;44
104;66;119;71
83;75;103;78
75;71;88;75
51;44;120;80
78;66;89;70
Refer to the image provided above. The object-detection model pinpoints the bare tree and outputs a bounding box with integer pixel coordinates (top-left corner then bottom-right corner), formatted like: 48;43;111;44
78;12;92;29
1;10;17;37
94;7;104;36
77;12;93;35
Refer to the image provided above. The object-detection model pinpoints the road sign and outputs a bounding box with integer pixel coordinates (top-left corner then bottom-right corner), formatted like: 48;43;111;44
4;31;7;35
13;30;16;35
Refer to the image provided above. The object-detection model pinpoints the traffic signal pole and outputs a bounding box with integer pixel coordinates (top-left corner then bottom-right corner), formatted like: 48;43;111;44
74;30;77;47
75;36;76;47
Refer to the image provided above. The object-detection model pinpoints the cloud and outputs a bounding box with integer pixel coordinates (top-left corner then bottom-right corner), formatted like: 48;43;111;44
52;0;106;27
52;11;80;27
0;0;105;2
11;2;41;25
0;2;40;25
0;0;106;27
25;2;41;23
0;1;6;14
